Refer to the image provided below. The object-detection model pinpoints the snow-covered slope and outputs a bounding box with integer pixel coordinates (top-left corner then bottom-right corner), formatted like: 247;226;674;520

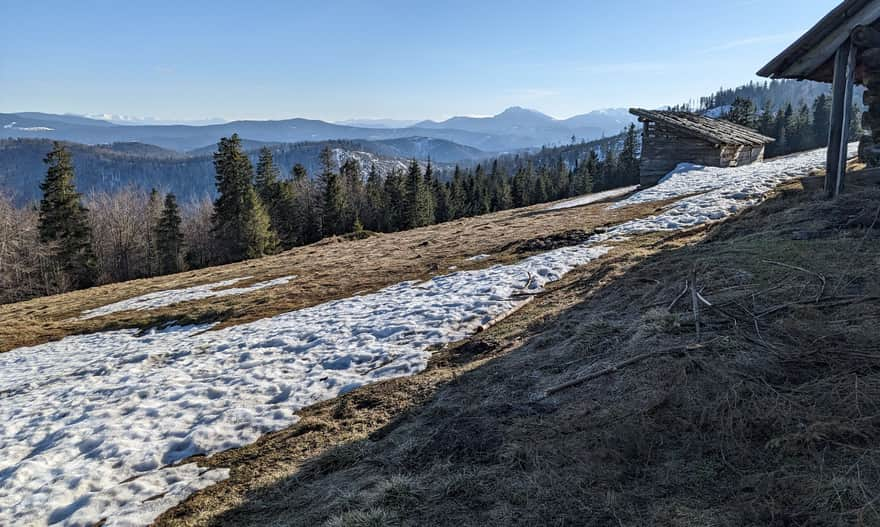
79;276;295;320
0;145;853;526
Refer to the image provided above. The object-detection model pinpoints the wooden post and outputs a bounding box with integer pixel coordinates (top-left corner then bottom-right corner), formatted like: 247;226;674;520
826;37;857;198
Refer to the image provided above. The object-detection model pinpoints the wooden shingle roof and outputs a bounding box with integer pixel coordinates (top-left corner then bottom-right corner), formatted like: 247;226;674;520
629;109;775;146
757;0;880;83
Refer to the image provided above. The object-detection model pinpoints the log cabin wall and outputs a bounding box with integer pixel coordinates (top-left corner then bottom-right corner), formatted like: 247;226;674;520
639;122;725;186
721;144;766;167
639;120;769;186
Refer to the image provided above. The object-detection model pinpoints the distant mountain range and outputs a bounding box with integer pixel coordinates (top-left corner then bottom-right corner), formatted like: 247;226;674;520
0;137;485;205
1;107;636;153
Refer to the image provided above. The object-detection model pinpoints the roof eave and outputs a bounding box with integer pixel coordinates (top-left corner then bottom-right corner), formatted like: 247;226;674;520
758;0;880;81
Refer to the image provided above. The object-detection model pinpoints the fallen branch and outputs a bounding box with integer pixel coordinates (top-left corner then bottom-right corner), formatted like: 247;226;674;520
477;297;535;332
755;295;880;319
691;267;701;342
832;203;880;296
543;342;709;397
668;280;689;310
763;259;826;302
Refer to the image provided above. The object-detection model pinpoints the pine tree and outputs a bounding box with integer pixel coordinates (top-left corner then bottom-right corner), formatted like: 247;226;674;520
382;169;406;231
572;155;594;195
433;178;451;223
600;146;618;190
321;170;346;236
726;97;758;128
403;159;433;228
422;160;437;221
470;164;490;215
530;169;549;204
618;124;640;185
448;166;467;218
511;165;530;208
757;100;775;139
318;147;347;236
255;147;295;247
812;94;831;148
363;164;385;231
340;158;363;231
156;193;184;274
255;146;281;206
211;134;278;263
38;142;97;289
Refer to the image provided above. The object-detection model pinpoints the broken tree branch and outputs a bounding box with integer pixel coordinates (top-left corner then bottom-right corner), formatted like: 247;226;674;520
668;280;689;310
543;342;711;397
762;259;826;302
691;267;701;342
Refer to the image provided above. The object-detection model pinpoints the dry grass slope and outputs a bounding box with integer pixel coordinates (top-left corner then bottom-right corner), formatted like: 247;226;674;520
0;191;663;353
155;184;880;527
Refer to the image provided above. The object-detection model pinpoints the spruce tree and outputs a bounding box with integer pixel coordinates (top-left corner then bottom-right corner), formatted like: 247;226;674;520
726;97;758;128
511;165;529;208
340;158;364;231
404;159;433;228
530;169;549;204
448;166;467;219
156;193;184;274
421;160;437;222
317;147;349;236
255;147;294;246
433;177;451;223
38;142;97;289
618;124;640;185
255;146;281;206
382;169;406;231
811;94;831;148
211;134;278;263
363;164;385;231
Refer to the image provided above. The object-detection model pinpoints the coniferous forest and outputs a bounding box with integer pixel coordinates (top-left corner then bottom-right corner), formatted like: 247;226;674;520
0;127;641;304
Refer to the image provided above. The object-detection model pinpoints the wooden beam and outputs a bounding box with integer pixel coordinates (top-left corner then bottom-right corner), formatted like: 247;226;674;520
853;24;880;48
760;0;880;81
827;37;857;198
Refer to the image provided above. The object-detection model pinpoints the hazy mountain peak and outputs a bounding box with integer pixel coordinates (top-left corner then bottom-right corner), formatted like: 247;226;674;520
495;106;552;120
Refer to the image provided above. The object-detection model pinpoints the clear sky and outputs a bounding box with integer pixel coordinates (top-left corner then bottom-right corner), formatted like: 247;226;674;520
0;0;840;122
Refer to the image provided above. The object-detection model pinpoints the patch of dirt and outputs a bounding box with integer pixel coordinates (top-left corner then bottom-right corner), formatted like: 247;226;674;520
513;229;595;253
155;187;880;527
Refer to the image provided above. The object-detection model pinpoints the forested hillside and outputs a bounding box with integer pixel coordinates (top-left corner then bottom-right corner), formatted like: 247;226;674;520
0;130;640;304
675;79;862;113
0;139;456;205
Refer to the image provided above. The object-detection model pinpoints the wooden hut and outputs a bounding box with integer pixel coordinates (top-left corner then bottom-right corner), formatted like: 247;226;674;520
630;109;775;187
758;0;880;197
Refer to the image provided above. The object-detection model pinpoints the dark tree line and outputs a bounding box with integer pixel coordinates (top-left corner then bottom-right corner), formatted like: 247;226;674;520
209;126;641;263
724;95;862;158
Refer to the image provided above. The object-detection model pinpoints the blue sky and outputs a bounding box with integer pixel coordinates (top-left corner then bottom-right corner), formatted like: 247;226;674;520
0;0;838;122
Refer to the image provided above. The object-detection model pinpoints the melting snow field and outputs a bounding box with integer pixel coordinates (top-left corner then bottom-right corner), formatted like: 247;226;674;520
79;276;296;320
545;185;639;211
0;146;852;526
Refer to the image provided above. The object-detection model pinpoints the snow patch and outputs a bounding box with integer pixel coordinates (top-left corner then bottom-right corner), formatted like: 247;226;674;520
546;185;639;211
0;144;856;526
0;246;610;526
79;276;295;320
